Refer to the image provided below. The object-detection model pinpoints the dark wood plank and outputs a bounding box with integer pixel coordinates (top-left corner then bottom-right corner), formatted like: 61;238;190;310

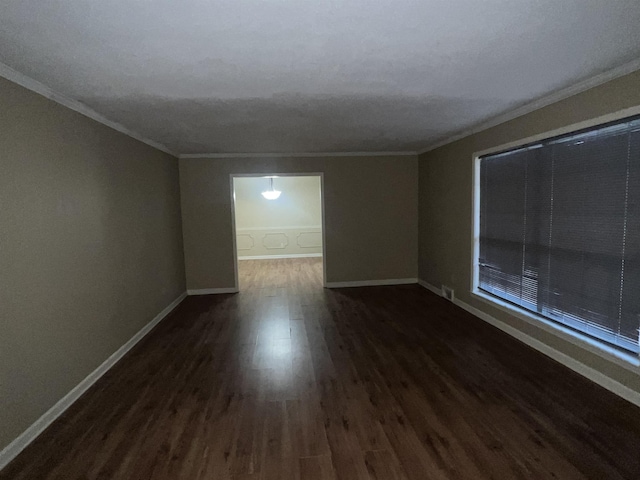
1;257;639;480
299;455;336;480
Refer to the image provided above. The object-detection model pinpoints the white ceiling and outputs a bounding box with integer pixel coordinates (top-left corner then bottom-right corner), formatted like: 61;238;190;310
1;0;640;155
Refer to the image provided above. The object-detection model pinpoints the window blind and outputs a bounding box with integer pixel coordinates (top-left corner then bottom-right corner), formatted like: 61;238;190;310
479;115;640;354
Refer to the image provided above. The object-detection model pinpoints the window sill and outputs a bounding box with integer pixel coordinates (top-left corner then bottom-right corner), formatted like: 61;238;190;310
471;289;640;372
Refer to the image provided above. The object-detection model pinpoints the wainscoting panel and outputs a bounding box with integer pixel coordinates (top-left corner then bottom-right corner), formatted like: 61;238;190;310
262;232;289;250
237;226;322;258
236;234;255;251
296;231;322;248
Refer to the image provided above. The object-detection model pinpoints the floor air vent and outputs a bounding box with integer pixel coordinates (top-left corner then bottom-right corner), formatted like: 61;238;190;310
441;286;454;302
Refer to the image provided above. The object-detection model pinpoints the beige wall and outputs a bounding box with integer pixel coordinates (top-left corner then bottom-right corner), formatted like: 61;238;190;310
418;70;640;395
234;176;322;258
0;77;186;451
180;155;418;288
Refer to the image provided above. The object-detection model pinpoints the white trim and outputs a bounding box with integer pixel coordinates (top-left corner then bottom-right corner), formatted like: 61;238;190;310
469;106;640;364
0;62;177;157
417;280;640;408
230;175;241;293
418;58;640;154
238;253;323;260
231;172;326;178
326;278;417;288
471;151;482;294
472;104;640;160
456;297;640;408
471;290;640;370
320;174;328;289
187;288;238;295
181;151;417;159
0;291;187;471
418;279;443;297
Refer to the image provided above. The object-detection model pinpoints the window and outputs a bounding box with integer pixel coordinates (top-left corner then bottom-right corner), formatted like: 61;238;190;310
476;114;640;354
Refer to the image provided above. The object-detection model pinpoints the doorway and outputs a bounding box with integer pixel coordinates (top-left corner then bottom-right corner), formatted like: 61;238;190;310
230;173;326;291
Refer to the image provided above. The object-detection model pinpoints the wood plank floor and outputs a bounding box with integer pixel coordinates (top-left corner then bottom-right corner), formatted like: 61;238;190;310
2;257;640;479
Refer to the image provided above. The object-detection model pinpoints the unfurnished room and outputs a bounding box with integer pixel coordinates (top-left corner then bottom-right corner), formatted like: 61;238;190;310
1;1;640;479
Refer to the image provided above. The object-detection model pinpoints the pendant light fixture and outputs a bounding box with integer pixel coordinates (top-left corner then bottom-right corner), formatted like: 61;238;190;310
261;176;281;200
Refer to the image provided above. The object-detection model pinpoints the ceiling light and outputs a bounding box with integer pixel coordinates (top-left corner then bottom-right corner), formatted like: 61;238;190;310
261;177;281;200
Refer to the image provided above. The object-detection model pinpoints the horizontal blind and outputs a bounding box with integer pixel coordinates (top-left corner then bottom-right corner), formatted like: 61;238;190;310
479;116;640;354
621;126;640;345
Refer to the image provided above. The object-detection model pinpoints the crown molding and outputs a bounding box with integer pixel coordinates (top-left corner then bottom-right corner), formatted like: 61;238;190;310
417;57;640;155
179;151;418;159
0;62;177;157
6;55;639;160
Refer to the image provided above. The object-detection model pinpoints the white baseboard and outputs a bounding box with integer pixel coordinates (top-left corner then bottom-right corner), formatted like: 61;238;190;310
0;291;188;471
417;279;442;296
326;278;417;288
187;287;239;295
417;280;640;408
238;253;322;260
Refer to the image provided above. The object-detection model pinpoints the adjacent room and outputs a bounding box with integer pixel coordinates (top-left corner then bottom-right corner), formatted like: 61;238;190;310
1;1;640;479
232;175;325;291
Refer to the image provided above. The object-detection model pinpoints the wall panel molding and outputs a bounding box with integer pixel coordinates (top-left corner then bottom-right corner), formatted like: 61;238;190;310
296;231;322;248
236;234;255;251
239;253;322;260
262;232;289;250
236;226;322;258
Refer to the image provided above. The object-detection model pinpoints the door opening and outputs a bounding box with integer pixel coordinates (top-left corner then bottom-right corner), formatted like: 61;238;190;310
230;173;326;291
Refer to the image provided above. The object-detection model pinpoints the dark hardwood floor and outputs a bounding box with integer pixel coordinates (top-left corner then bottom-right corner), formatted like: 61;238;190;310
2;257;640;479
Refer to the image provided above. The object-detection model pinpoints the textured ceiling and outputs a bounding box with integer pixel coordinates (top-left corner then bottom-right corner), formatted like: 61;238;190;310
1;0;640;155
